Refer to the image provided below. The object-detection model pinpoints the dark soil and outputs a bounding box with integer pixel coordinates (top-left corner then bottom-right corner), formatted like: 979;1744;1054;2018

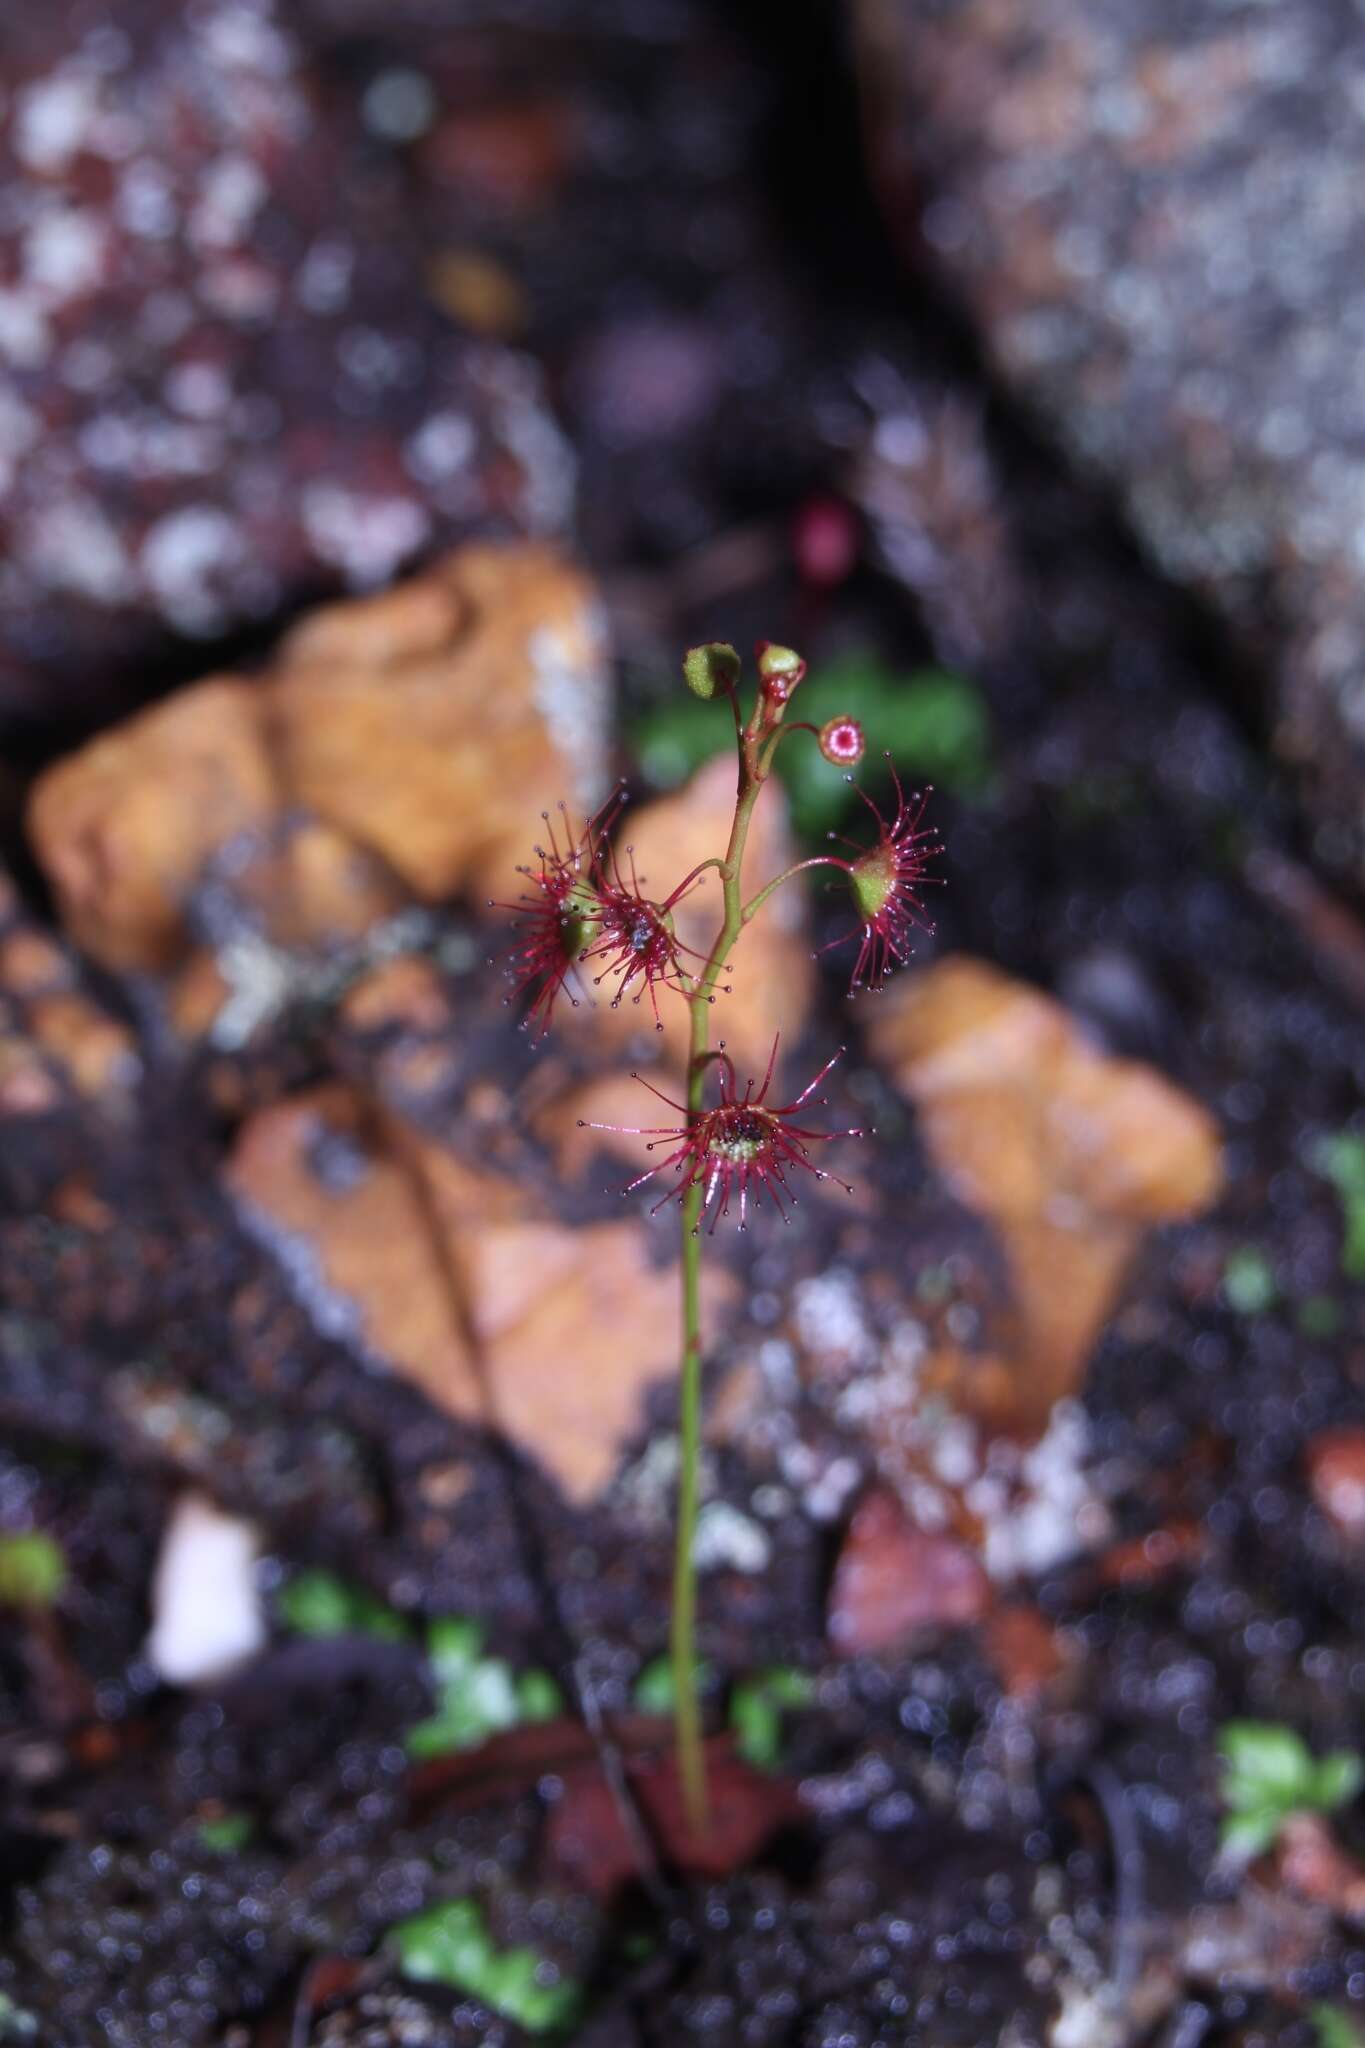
1;3;1363;2046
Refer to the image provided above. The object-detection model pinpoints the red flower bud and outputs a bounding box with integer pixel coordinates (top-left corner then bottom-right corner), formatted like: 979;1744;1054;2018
755;641;807;704
819;716;865;766
792;495;859;591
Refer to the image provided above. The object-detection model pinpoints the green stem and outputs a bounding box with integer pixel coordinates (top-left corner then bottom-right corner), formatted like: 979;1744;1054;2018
741;854;850;926
672;734;768;1836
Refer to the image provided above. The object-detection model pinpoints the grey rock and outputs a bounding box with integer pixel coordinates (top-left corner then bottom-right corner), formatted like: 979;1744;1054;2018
856;0;1365;883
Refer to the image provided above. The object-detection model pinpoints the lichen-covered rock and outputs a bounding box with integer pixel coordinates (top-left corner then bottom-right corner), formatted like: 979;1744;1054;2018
855;0;1365;882
0;0;573;737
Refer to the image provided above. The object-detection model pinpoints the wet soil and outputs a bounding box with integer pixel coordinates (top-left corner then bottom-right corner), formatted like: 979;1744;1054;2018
1;3;1363;2046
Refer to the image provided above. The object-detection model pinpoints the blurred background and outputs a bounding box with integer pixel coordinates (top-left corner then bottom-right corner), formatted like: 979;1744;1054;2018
1;2;1365;2043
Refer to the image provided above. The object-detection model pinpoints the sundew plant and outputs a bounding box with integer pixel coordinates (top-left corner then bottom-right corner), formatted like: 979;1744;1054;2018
499;640;940;1827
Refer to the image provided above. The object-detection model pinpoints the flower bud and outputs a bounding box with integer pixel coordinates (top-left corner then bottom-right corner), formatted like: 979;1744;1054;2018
818;715;865;766
755;643;807;703
683;642;741;701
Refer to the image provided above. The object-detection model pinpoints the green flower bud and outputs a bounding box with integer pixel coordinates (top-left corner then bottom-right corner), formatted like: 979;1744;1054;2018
755;641;806;703
682;642;741;700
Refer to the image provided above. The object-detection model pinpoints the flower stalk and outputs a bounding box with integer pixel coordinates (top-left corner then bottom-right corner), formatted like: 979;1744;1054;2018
500;640;940;1838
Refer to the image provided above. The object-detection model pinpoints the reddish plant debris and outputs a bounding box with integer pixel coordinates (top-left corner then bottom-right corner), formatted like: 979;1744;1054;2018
545;1736;800;1898
827;1487;990;1657
1096;1521;1209;1590
1275;1813;1365;1925
1306;1430;1365;1540
981;1605;1072;1702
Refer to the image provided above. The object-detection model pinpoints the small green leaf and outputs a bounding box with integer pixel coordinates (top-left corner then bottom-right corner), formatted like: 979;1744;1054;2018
426;1617;485;1682
198;1812;254;1853
633;1654;713;1716
0;1993;38;2040
407;1650;527;1760
754;1666;815;1708
1217;1721;1364;1860
277;1569;408;1642
633;1656;676;1715
515;1669;564;1722
1222;1247;1277;1316
1310;1753;1364;1813
730;1689;782;1770
390;1898;581;2034
1218;1720;1316;1802
0;1531;66;1610
631;649;994;837
1299;1295;1343;1338
729;1666;814;1769
1218;1806;1284;1863
1314;2004;1365;2048
1315;1132;1365;1281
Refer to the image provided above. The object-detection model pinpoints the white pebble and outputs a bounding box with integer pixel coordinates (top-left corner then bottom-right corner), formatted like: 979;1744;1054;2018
146;1492;265;1686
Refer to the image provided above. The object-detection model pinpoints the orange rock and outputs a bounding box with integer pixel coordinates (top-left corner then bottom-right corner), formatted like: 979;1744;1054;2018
226;1085;728;1505
277;577;465;670
0;1033;62;1115
225;817;409;953
340;956;452;1037
27;677;277;972
272;544;609;906
397;1128;534;1237
534;1069;681;1183
828;1487;990;1655
168;954;233;1043
451;1217;732;1503
566;754;813;1075
226;1086;482;1420
1306;1429;1365;1539
28;993;140;1101
0;929;73;997
47;1175;116;1233
868;956;1222;1429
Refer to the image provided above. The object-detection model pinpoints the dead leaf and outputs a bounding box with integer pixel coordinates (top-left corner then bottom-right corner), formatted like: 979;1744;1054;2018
226;1085;483;1419
828;1486;990;1655
546;1736;799;1896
